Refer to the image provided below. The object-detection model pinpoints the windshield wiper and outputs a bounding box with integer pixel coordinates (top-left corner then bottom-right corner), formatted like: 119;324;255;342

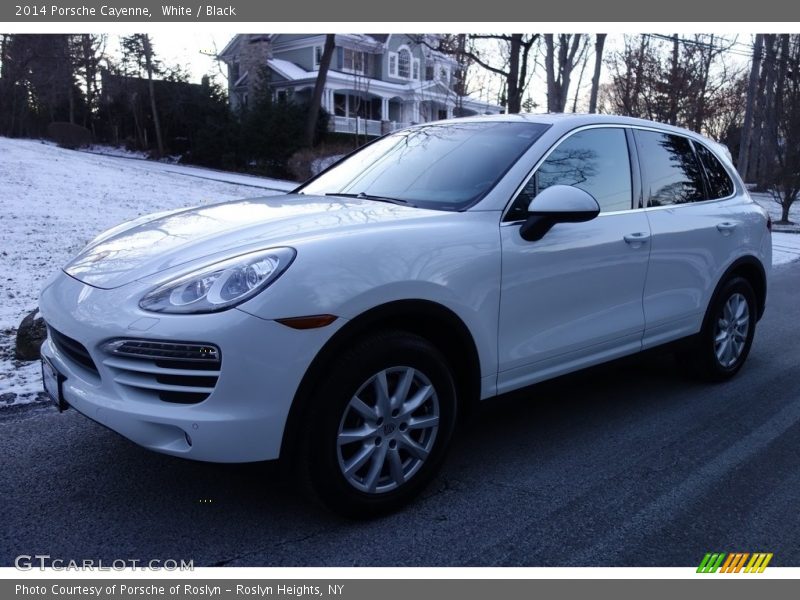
325;192;412;206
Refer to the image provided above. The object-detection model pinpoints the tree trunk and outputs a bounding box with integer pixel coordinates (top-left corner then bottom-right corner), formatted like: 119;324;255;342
738;35;764;179
756;35;778;188
68;89;75;124
588;34;606;114
545;34;583;113
142;35;165;157
668;34;680;125
762;35;791;188
748;35;775;183
692;34;715;132
545;34;556;112
304;34;336;148
571;43;589;113
506;34;522;114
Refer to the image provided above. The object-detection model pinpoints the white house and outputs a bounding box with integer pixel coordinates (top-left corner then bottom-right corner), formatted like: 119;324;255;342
218;34;501;136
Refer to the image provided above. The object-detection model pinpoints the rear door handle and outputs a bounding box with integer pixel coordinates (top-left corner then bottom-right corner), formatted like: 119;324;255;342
624;232;650;247
717;222;737;234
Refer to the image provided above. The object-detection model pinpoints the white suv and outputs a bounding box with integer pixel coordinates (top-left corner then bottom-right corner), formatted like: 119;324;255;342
40;114;771;515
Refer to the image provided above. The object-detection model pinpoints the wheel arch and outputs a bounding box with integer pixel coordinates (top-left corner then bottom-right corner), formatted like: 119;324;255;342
707;256;767;327
279;299;482;462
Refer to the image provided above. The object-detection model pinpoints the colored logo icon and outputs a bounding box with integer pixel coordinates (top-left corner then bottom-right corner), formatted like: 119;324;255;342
697;553;773;573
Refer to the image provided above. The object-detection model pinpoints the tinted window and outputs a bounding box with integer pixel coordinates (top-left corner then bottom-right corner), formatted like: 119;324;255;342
508;128;632;220
695;143;734;199
636;131;705;206
299;121;549;211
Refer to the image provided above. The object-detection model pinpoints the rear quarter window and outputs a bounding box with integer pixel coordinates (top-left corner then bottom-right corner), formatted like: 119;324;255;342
695;143;735;199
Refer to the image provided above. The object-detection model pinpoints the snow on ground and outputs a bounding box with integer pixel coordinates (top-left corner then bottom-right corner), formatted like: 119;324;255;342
749;192;800;262
750;191;800;233
0;136;293;407
772;232;800;266
0;137;798;408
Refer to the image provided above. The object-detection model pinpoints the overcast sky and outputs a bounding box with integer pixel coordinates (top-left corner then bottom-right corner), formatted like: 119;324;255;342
123;32;238;82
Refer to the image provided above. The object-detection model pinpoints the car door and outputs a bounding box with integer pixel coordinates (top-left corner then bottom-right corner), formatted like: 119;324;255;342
497;126;652;394
633;129;742;349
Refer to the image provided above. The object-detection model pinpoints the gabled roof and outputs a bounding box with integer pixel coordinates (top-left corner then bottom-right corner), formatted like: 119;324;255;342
267;58;312;81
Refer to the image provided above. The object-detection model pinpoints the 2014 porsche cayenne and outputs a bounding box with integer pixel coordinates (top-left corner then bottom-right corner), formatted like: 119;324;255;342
39;114;771;515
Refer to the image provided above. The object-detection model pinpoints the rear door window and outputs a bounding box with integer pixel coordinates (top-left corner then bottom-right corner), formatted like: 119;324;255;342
635;130;706;206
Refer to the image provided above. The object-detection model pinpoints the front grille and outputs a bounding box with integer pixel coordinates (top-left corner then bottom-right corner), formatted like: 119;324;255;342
103;339;221;404
49;327;99;375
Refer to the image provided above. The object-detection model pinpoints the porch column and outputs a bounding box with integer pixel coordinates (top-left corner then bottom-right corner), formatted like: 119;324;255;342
381;97;389;121
446;105;454;119
345;94;350;118
412;101;420;123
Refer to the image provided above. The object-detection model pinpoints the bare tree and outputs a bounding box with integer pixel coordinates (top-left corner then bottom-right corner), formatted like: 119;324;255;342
462;34;539;113
570;40;591;112
747;35;777;183
544;34;585;113
588;34;607;114
304;34;335;147
121;34;165;156
767;35;800;223
603;34;742;138
73;34;105;132
737;34;764;179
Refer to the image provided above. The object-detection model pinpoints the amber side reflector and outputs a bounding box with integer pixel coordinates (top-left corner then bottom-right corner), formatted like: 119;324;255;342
275;314;338;329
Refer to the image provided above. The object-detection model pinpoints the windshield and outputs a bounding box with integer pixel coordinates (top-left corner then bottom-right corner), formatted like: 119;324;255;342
298;121;550;211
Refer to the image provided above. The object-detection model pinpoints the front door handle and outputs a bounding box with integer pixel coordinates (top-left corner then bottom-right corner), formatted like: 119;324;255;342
623;232;650;247
716;222;737;235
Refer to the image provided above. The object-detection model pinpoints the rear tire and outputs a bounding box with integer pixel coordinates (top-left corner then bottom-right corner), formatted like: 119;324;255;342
299;331;457;518
678;276;757;382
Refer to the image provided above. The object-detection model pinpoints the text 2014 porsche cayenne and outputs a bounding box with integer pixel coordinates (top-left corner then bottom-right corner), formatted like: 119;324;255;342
40;114;771;515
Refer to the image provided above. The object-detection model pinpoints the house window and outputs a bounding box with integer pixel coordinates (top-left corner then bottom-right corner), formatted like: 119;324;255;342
398;48;411;78
388;53;398;77
425;65;434;81
343;48;366;74
438;66;449;83
313;45;323;68
413;59;420;80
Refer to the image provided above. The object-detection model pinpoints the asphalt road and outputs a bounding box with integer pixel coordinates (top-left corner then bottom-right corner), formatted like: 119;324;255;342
2;261;799;568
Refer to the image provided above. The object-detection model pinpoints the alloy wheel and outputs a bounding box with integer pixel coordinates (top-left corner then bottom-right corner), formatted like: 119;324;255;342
714;292;750;368
336;366;440;494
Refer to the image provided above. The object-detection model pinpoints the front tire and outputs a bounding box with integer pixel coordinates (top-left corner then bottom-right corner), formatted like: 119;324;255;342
300;331;457;517
680;276;757;381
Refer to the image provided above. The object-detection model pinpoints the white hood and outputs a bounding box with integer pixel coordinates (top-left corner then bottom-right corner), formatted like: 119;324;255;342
64;194;442;289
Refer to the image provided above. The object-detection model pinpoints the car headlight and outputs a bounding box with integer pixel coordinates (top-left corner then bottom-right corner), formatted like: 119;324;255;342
139;247;296;314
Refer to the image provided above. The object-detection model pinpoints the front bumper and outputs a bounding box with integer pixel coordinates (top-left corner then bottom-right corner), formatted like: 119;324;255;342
39;272;342;462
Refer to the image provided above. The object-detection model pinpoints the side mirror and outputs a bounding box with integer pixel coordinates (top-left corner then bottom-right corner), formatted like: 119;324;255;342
519;185;600;242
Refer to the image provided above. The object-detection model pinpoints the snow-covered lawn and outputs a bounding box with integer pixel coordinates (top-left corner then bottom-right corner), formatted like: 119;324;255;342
772;232;800;265
744;191;800;262
0;137;798;408
750;191;800;233
0;136;293;407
